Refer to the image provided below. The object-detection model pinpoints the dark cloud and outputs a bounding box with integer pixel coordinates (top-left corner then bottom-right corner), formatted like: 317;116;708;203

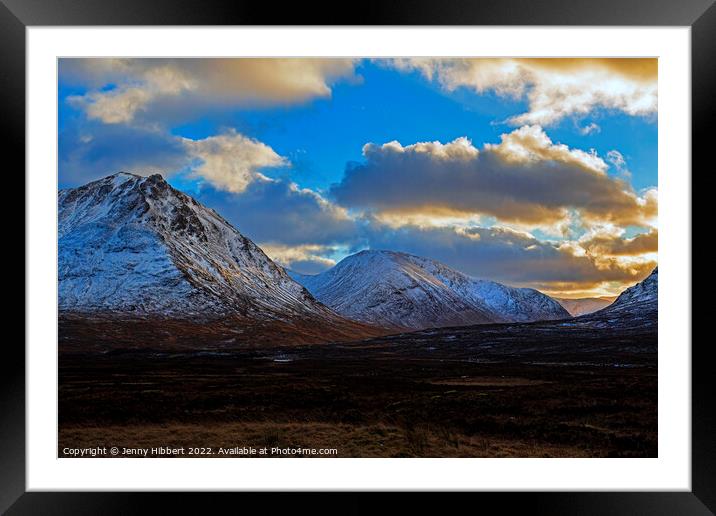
330;128;656;227
59;122;188;188
358;220;655;293
193;179;359;247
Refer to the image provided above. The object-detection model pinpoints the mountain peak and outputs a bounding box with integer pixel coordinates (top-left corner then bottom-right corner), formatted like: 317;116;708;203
57;173;335;320
354;249;414;260
83;171;168;190
97;171;144;187
293;250;569;330
113;171;143;179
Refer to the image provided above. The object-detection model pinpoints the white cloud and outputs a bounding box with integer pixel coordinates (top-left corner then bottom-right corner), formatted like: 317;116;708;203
182;130;288;193
606;149;631;177
484;125;608;172
579;122;601;135
59;121;291;195
387;58;657;126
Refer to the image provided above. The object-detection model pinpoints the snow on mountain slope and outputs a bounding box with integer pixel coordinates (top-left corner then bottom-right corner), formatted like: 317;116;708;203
290;250;569;330
593;268;657;319
555;297;616;316
58;172;336;321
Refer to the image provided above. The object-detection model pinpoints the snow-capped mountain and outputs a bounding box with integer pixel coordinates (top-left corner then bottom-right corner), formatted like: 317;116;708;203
58;172;340;322
555;297;616;316
593;268;657;319
290;250;569;330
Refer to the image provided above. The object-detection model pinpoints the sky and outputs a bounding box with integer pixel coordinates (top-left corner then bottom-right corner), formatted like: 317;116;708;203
57;58;658;298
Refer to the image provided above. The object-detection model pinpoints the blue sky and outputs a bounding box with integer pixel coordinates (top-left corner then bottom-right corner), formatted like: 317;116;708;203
58;58;658;297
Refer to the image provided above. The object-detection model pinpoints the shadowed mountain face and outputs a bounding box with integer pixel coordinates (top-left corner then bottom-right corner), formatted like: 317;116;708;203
350;266;658;362
58;172;386;345
290;250;569;331
586;267;657;326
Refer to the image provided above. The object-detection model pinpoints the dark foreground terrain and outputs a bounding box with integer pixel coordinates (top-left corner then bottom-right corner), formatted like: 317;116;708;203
58;313;657;458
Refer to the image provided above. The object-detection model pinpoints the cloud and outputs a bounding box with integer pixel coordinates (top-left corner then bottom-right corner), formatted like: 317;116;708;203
58;121;361;268
259;244;338;275
59;122;189;187
580;227;658;256
59;119;292;193
57;120;656;296
331;126;656;227
187;174;656;296
485;125;608;171
606;149;632;177
387;58;657;126
182;129;288;193
358;220;656;296
579;122;601;135
193;178;359;247
69;87;151;124
607;149;626;169
61;58;358;125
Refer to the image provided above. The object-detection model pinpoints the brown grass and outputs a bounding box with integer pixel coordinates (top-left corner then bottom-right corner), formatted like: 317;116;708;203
59;421;604;458
428;377;550;387
58;316;657;459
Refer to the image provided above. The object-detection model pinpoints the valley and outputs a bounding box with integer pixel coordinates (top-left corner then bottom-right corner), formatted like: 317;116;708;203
59;283;657;459
56;173;658;458
59;313;657;458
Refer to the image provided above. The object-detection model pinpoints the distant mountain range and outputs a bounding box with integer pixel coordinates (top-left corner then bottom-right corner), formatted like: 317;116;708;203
58;173;656;345
290;250;569;330
555;296;616;316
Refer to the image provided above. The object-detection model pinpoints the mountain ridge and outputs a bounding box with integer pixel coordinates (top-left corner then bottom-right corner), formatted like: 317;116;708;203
591;267;657;320
290;250;570;331
58;172;656;347
59;172;321;319
59;172;391;346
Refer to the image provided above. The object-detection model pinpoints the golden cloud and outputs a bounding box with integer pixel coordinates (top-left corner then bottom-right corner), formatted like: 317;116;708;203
259;244;338;275
387;57;657;125
331;126;656;227
581;228;658;256
62;58;358;125
519;58;657;82
360;221;657;297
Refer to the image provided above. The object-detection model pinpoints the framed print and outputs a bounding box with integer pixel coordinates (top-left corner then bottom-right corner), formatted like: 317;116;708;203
5;0;712;513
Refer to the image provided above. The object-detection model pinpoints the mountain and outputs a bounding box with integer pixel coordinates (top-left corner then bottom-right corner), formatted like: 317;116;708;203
555;296;616;316
347;268;658;369
591;268;657;321
289;250;569;331
538;267;659;332
58;172;385;345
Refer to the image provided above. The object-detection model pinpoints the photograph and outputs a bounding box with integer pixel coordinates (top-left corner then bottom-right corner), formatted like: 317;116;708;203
57;57;658;459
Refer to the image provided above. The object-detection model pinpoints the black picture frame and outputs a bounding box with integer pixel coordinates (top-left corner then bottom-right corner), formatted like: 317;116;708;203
4;0;711;513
